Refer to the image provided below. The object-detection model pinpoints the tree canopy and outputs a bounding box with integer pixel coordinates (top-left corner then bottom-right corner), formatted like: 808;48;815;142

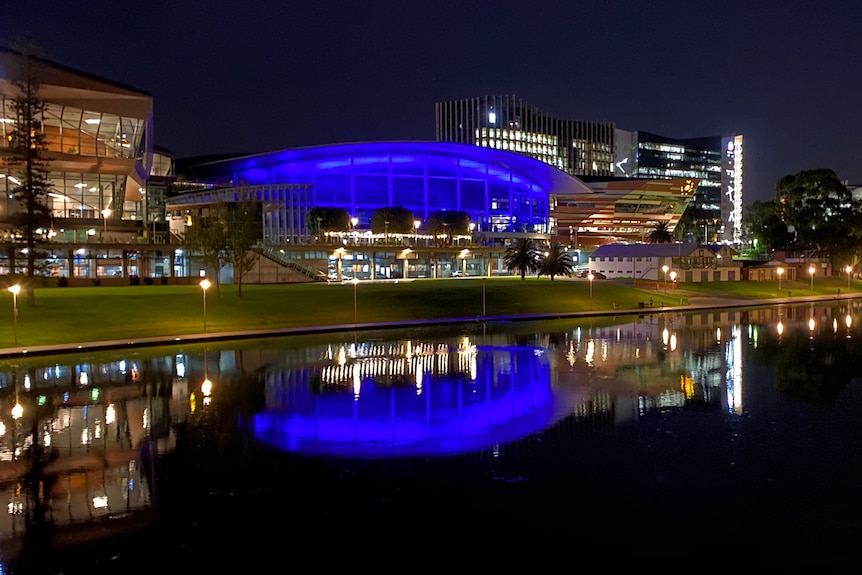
371;207;415;235
537;242;574;281
503;238;541;280
7;43;52;305
647;221;674;243
306;207;350;234
425;210;470;245
746;168;862;268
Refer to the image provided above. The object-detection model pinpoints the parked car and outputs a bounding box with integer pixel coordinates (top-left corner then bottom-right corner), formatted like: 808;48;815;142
578;270;606;279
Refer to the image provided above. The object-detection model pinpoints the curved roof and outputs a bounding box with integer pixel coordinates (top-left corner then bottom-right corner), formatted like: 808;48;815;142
182;140;594;196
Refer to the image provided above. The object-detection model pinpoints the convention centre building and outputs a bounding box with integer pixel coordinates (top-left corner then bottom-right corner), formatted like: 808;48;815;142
1;46;698;284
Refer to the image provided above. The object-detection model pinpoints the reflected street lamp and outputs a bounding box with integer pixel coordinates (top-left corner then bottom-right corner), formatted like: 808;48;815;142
7;284;20;345
808;266;815;291
777;267;784;292
200;278;211;332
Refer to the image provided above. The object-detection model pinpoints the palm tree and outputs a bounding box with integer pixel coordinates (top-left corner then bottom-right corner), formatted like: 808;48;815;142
648;221;674;243
538;242;574;281
504;237;540;280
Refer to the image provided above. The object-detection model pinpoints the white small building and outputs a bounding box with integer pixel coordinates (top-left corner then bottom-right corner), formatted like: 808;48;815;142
588;243;741;283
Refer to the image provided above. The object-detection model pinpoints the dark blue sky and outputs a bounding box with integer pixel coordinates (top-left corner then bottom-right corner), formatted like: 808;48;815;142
3;0;861;202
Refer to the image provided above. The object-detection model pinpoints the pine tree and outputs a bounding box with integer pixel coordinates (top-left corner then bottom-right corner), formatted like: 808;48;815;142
7;44;53;305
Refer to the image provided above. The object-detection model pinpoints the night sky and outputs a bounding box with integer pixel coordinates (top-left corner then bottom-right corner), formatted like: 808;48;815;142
2;0;861;202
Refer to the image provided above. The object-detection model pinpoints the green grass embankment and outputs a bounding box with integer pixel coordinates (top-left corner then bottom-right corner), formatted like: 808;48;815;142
0;275;857;348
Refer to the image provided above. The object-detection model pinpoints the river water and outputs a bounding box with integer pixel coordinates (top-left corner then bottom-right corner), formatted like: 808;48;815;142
0;301;861;572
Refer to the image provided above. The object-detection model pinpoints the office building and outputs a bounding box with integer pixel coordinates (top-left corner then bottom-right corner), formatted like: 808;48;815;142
615;130;744;244
435;95;615;178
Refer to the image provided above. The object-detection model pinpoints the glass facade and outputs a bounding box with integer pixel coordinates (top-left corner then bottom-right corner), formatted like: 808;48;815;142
0;95;147;221
0;47;155;242
174;142;587;242
435;95;616;178
615;129;744;244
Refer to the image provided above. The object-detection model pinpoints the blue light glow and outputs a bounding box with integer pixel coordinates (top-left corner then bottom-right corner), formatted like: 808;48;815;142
252;345;585;458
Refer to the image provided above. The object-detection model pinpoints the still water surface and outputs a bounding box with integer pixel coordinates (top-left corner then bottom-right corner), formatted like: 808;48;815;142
0;301;861;571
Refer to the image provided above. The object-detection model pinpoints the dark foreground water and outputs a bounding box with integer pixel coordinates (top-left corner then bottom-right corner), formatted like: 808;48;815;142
1;301;862;572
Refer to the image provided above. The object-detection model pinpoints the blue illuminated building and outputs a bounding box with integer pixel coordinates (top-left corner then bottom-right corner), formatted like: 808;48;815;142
173;141;593;243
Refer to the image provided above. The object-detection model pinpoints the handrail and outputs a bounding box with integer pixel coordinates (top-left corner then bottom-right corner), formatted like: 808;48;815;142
254;246;328;282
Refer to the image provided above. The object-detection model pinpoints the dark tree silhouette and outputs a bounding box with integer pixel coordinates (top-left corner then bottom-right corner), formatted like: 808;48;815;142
648;221;674;243
538;242;574;280
7;43;52;305
503;237;540;280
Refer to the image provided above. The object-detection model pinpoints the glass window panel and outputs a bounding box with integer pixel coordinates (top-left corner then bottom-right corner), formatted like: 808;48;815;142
391;176;423;206
389;156;425;176
426;157;457;178
351;156;390;175
313;174;350;204
459;180;485;211
354;175;388;205
427;177;457;208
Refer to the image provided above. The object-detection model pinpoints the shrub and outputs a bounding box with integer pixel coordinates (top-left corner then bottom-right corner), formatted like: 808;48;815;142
144;277;153;285
57;276;68;287
129;274;140;286
92;279;101;286
160;276;169;285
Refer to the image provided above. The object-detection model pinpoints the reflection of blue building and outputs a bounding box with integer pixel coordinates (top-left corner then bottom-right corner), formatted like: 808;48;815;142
252;342;585;458
172;141;592;243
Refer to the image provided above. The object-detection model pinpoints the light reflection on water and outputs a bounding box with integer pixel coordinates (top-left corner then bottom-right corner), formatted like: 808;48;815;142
1;300;862;568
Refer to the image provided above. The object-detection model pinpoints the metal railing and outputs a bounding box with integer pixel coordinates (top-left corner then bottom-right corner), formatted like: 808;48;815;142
254;246;328;282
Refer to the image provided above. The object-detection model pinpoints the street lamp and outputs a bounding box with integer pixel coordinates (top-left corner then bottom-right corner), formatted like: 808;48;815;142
7;284;20;345
350;217;358;244
352;277;359;326
587;272;594;304
459;249;470;277
200;278;211;333
662;265;669;293
808;266;815;292
669;270;677;288
101;208;111;237
776;267;784;291
335;247;346;282
846;265;852;289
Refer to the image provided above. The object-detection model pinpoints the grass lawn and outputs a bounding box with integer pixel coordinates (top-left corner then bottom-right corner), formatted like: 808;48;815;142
0;275;858;348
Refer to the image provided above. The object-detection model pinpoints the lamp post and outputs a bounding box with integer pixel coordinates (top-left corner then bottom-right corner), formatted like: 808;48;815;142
846;265;852;290
777;267;784;292
352;277;359;326
669;270;677;288
351;217;358;244
7;284;20;345
335;247;345;282
808;266;815;292
587;272;594;305
101;208;111;238
200;278;211;333
662;265;669;293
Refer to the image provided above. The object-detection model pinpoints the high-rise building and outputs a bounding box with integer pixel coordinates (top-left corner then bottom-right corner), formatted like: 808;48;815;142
435;95;615;178
615;130;743;244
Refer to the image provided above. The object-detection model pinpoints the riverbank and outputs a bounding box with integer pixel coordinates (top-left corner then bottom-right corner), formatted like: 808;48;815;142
1;277;859;359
